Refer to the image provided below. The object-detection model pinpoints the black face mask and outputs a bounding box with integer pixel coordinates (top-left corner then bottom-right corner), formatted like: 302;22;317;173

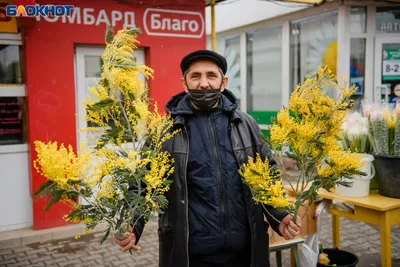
187;88;221;111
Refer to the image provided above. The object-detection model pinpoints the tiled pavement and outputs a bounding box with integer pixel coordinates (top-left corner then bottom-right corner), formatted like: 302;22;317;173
271;214;400;267
0;223;159;267
1;213;400;267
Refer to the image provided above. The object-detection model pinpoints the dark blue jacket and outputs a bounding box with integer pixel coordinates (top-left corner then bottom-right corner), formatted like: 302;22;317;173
133;89;289;267
178;92;251;261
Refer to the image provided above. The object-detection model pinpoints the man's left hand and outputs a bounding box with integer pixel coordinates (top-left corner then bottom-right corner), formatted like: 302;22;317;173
278;214;302;240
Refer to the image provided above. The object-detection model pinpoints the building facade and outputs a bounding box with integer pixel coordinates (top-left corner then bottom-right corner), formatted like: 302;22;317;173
206;0;400;129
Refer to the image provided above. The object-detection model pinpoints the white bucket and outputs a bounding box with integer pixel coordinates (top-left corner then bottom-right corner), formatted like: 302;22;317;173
335;154;376;198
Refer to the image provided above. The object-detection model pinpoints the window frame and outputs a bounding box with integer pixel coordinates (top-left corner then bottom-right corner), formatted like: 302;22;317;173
0;33;27;153
246;24;284;112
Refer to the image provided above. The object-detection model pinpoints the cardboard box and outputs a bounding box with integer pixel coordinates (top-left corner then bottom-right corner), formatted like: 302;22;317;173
268;197;317;246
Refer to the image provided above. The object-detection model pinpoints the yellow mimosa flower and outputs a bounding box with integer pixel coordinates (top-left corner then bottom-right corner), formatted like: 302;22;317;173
239;154;292;209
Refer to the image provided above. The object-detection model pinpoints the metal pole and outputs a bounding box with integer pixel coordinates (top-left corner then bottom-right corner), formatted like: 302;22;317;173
211;0;216;51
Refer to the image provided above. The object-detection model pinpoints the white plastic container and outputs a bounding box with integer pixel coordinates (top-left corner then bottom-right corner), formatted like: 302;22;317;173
335;154;376;198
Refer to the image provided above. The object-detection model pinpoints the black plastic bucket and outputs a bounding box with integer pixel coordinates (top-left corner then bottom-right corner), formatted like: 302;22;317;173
373;154;400;199
317;248;359;267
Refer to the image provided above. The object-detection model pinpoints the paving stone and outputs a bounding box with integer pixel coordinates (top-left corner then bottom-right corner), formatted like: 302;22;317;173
87;248;109;256
57;240;72;245
116;252;133;260
45;256;67;265
38;243;53;248
69;241;87;247
30;255;52;264
0;249;13;256
3;252;26;261
67;253;88;261
12;247;33;254
38;250;56;257
0;258;17;265
25;248;48;256
58;259;82;266
50;252;68;259
102;255;118;263
19;253;40;263
47;244;66;251
7;260;30;267
135;254;154;262
82;254;102;262
112;260;129;267
77;260;97;267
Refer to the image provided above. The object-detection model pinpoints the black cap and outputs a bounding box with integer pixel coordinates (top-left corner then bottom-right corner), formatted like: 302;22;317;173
180;50;227;75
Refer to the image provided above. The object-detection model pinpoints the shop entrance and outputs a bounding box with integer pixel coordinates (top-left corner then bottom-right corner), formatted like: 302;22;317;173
74;47;145;147
374;36;400;104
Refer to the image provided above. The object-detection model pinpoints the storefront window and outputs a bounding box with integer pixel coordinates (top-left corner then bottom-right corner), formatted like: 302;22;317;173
0;45;22;84
351;7;366;34
247;26;282;112
223;36;241;106
376;7;400;34
85;55;103;77
350;38;366;112
291;11;338;96
0;97;26;145
84;55;104;129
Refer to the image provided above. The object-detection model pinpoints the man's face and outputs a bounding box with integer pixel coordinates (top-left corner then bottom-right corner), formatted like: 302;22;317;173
181;60;228;93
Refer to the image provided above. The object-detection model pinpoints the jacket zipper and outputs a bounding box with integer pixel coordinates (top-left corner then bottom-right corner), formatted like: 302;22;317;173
208;114;228;247
183;126;190;267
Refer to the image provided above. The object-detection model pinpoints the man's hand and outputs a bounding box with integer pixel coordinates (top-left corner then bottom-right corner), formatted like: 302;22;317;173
114;226;141;252
278;214;302;240
282;157;297;170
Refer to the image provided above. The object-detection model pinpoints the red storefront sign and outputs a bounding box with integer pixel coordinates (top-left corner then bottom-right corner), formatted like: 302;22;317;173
143;8;204;38
25;0;205;230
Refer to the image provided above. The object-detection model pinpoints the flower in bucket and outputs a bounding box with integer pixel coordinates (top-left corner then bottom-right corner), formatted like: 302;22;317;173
239;66;364;222
33;27;178;244
396;99;400;155
366;101;400;156
362;99;400;199
341;112;372;154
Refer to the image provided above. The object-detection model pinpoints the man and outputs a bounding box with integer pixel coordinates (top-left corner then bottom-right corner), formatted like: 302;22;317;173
115;50;301;267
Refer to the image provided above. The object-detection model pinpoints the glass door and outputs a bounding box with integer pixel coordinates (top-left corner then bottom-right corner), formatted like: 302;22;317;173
75;47;145;147
75;47;105;147
74;47;145;204
374;36;400;104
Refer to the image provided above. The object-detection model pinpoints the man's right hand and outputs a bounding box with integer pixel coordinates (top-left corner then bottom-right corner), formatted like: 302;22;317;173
114;228;141;252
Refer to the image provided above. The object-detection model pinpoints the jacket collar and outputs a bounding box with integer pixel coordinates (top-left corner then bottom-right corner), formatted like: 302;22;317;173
165;89;242;127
